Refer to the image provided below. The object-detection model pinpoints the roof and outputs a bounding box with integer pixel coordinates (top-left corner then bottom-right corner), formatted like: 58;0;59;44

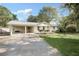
7;21;52;27
38;22;50;26
7;21;38;26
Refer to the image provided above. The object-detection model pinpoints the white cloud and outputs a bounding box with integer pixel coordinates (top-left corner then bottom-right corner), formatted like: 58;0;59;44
14;9;32;15
12;9;32;21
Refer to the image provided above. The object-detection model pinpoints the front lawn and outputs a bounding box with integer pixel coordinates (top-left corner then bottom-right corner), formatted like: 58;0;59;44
41;33;79;56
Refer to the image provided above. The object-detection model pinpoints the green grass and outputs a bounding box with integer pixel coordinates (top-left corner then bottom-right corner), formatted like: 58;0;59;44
41;33;79;56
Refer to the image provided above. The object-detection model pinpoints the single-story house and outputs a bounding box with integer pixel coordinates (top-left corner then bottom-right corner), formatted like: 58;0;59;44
7;21;58;35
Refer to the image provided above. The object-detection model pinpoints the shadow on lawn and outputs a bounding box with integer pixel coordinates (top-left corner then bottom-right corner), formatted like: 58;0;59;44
42;36;79;56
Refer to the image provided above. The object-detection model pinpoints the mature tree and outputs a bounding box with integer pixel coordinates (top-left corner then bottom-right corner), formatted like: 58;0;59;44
37;13;49;22
27;15;39;22
0;6;18;27
62;3;79;32
12;14;18;20
27;6;58;23
37;6;58;23
59;16;77;32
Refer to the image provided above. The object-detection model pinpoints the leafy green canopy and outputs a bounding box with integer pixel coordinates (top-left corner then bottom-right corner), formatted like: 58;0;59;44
64;4;79;26
27;6;58;23
38;6;58;22
59;3;79;32
0;6;18;27
27;15;39;22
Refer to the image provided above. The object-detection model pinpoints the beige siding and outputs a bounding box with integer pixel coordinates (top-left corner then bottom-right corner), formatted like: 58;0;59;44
13;26;25;33
34;26;39;33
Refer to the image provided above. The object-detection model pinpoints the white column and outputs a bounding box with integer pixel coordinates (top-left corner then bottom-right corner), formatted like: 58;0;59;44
50;26;52;33
25;26;26;34
34;26;39;33
10;25;13;36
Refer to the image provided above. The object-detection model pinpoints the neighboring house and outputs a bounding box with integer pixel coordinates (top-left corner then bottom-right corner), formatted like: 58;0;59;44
7;21;57;35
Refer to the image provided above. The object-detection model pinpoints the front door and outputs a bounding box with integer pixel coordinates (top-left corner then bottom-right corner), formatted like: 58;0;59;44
27;26;33;33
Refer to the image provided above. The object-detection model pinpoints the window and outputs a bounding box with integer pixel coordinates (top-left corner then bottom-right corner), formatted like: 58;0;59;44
38;26;44;32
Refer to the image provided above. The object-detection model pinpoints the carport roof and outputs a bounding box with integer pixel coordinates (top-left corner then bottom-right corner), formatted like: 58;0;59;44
7;21;38;26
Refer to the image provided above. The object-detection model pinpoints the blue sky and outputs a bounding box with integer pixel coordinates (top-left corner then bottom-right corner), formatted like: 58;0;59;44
0;3;69;21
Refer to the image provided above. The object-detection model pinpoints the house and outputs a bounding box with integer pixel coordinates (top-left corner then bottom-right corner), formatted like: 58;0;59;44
50;20;59;31
7;20;58;35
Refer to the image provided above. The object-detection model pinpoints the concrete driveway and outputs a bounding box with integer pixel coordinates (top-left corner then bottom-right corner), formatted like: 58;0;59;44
0;34;61;56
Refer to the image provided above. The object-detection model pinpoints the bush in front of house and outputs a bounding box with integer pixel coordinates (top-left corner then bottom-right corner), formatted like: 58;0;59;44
56;24;78;33
55;27;66;33
66;24;77;33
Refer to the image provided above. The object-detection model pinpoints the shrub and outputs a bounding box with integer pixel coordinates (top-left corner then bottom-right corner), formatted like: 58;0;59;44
66;24;77;33
56;27;65;33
